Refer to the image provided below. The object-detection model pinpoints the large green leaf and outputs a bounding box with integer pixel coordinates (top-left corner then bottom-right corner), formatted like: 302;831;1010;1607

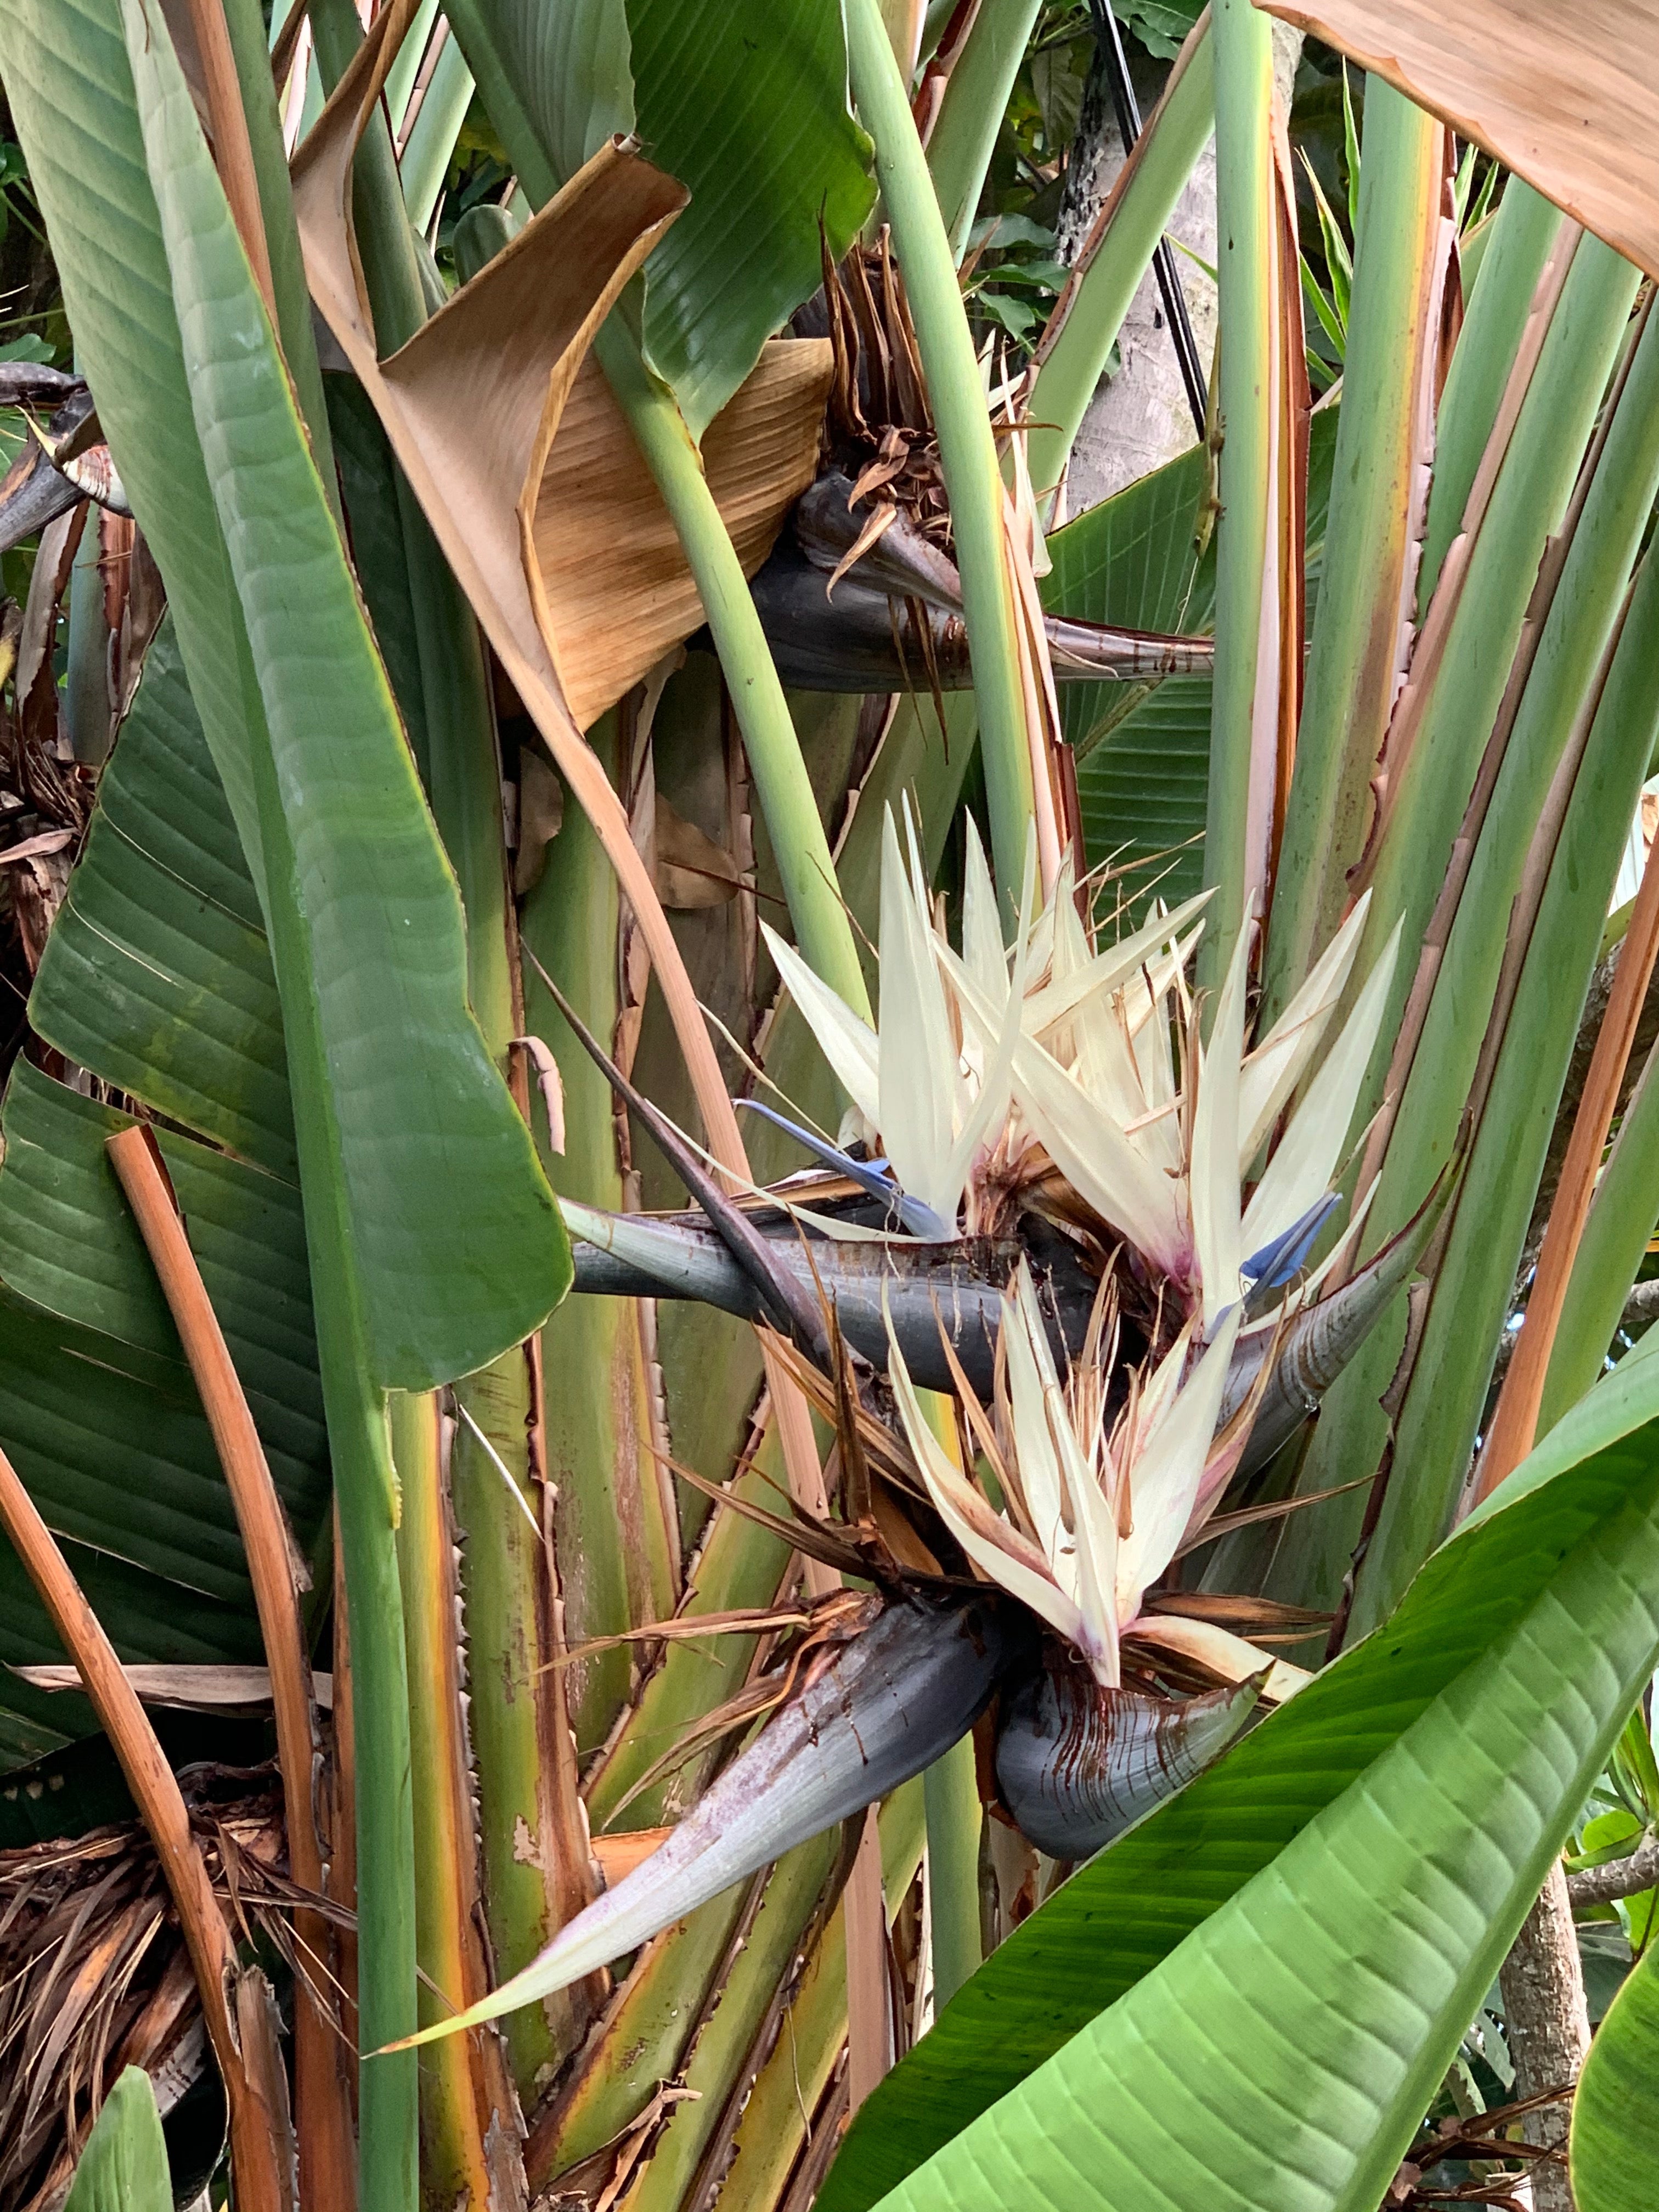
1573;1928;1659;2212
0;0;566;1392
62;2068;171;2212
447;0;873;441
822;1338;1659;2211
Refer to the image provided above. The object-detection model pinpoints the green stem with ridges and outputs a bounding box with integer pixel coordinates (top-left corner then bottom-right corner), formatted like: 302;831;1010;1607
1272;242;1650;1622
709;1784;927;2212
1264;82;1445;1017
924;0;1043;261
1417;180;1562;614
522;712;676;1759
1542;978;1659;1436
399;30;475;234
1347;545;1659;1635
845;0;1035;924
1198;0;1274;1000
1026;20;1215;507
391;1390;493;2211
622;1829;849;2212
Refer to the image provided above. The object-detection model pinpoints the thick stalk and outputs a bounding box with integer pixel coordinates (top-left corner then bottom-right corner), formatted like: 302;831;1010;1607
318;1316;419;2212
846;0;1035;921
1026;16;1215;505
1540;1027;1659;1435
924;0;1042;260
1198;0;1274;997
521;714;676;1759
1268;240;1645;1617
1418;181;1562;612
589;320;871;1019
923;1734;983;2009
1479;817;1659;1491
1263;84;1445;1014
1345;545;1659;1633
398;31;474;234
391;1391;498;2212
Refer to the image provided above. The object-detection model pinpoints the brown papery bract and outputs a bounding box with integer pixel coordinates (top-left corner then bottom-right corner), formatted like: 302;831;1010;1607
1261;0;1659;280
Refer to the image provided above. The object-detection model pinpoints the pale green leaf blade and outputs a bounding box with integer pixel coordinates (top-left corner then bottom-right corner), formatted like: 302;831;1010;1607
63;2068;171;2212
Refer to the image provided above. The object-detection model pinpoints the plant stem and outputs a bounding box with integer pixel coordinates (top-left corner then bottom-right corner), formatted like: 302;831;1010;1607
1027;15;1215;505
593;319;872;1018
1264;83;1446;1017
924;0;1043;261
1198;0;1275;1001
923;1733;983;2010
391;1390;497;2212
319;1329;419;2212
845;0;1035;923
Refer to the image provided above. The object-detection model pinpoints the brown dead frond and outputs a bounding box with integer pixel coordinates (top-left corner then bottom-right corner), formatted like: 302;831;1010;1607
0;1772;340;2211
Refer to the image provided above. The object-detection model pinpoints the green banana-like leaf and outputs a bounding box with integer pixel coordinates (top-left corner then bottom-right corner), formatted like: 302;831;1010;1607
1573;1926;1659;2212
0;0;567;1392
821;1338;1659;2212
0;622;326;1762
448;0;873;439
62;2068;171;2212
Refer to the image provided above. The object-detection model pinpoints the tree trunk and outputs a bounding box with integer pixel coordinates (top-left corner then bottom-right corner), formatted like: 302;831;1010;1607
1497;1860;1590;2212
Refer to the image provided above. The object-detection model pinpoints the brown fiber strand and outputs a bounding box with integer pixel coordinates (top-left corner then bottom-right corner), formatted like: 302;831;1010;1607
0;1447;285;2212
105;1124;356;2212
1476;812;1659;1496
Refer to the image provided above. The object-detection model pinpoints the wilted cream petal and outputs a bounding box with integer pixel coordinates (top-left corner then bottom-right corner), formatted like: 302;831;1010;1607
885;1305;1084;1646
760;919;882;1129
878;811;963;1225
1238;890;1372;1169
1023;889;1211;1042
1241;918;1402;1259
1188;923;1252;1331
1001;1273;1070;1587
1116;1307;1242;1624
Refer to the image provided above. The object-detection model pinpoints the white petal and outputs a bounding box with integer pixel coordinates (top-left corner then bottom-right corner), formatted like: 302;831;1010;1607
1013;1268;1120;1687
761;921;881;1129
1241;919;1402;1259
945;950;1190;1273
885;1311;1084;1648
938;832;1035;1206
1124;1613;1310;1705
1023;890;1210;1042
961;814;1009;1010
1188;922;1251;1331
878;810;963;1224
1238;891;1372;1169
1116;1307;1242;1623
1001;1276;1069;1584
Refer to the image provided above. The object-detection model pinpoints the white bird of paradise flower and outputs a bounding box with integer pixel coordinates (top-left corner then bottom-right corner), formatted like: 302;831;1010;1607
765;802;1401;1339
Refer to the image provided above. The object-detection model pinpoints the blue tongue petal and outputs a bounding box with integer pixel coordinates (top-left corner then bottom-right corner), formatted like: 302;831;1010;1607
737;1099;955;1240
1240;1191;1341;1293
